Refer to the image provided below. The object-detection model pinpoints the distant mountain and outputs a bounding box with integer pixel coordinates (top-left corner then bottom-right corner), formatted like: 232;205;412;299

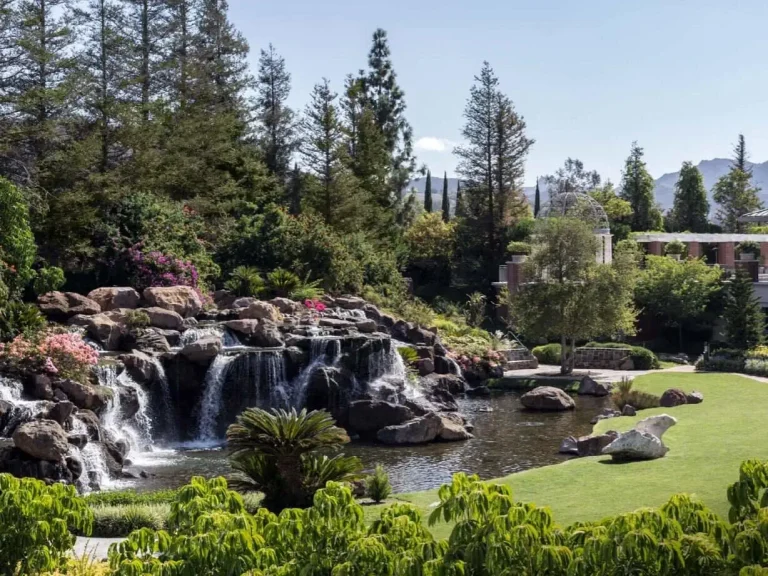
408;160;768;217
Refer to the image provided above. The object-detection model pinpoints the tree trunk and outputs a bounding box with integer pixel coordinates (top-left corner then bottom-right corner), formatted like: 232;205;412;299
560;335;570;375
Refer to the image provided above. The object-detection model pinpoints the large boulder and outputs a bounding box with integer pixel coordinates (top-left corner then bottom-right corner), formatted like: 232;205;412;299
132;330;171;353
438;414;473;441
335;296;366;310
69;313;123;350
660;388;688;408
577;376;612;397
142;307;185;330
74;409;102;441
239;301;282;322
54;379;112;414
179;336;222;365
12;419;69;461
117;387;140;420
30;374;54;401
122;350;157;384
319;318;354;329
417;358;435;376
269;297;303;315
347;400;414;435
686;391;704;404
407;325;437;346
252;320;284;348
377;412;443;445
38;292;101;319
602;414;677;461
87;287;140;311
559;436;579;455
520;386;575;411
47;401;75;426
355;319;377;334
143;286;203;318
577;431;619;457
224;319;261;336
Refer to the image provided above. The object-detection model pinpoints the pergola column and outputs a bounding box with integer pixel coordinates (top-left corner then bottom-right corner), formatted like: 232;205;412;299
506;260;525;293
687;241;701;258
717;242;735;268
647;241;663;256
761;243;768;267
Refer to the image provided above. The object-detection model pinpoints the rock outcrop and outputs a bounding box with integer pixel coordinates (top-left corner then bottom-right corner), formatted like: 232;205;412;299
377;412;443;445
143;286;203;318
602;414;677;461
87;287;140;311
520;386;575;411
12;420;70;461
38;292;101;319
179;336;222;365
347;400;414;436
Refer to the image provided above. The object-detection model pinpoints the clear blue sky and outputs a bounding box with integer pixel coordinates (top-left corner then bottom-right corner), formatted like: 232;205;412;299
229;0;768;186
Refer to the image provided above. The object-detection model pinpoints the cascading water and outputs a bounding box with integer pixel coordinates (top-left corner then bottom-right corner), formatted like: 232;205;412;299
196;354;236;442
95;364;154;452
180;326;242;349
0;375;46;437
146;356;176;440
291;338;342;407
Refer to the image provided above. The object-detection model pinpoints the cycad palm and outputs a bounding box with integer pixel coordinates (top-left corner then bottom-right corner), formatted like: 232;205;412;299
227;408;362;511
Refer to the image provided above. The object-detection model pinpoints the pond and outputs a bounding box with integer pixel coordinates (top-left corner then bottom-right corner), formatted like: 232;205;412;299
121;392;610;494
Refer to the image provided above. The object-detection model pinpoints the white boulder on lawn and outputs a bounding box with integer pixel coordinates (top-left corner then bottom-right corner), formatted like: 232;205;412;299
602;414;677;461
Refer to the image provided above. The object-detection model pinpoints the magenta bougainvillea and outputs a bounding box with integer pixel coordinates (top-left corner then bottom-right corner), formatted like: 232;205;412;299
127;244;200;290
0;330;98;382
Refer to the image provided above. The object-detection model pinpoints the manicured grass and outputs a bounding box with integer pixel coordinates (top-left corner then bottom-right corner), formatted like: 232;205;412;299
380;372;768;538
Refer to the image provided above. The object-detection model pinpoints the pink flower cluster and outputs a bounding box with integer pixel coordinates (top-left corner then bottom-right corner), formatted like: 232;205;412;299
0;330;98;382
304;299;327;312
127;244;200;290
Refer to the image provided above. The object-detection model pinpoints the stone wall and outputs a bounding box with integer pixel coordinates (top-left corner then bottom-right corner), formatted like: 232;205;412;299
574;348;632;370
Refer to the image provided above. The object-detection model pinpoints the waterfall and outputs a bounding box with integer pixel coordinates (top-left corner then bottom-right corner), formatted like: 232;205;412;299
290;338;342;407
94;364;154;453
0;375;46;437
196;354;236;442
180;326;242;349
145;356;176;440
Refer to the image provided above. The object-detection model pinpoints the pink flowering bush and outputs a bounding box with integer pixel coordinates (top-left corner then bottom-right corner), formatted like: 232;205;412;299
127;244;200;290
0;329;98;382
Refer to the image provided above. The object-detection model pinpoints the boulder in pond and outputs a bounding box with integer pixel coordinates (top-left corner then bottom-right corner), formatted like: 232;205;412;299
577;431;619;457
559;436;579;455
12;419;69;461
347;400;414;435
520;386;575;411
376;412;443;445
87;287;140;311
577;376;612;397
143;286;203;318
438;415;473;441
660;388;688;407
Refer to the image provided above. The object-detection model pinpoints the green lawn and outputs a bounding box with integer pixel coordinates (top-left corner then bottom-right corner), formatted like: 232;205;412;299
375;372;768;538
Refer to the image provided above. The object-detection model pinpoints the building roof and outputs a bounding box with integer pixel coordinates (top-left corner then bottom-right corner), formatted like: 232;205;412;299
738;208;768;223
632;233;768;242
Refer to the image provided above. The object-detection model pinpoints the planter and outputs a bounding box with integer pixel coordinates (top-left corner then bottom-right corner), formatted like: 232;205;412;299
668;254;681;261
509;255;527;264
740;252;755;261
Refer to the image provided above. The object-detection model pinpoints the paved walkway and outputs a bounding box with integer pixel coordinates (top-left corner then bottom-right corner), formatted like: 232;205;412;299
73;537;124;560
504;363;694;383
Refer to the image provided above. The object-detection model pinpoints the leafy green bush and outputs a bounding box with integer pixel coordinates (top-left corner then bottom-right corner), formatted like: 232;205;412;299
0;177;37;297
664;239;686;255
532;343;562;365
32;266;65;295
90;504;168;537
289;274;324;301
227;408;363;511
397;347;418;364
0;300;46;342
0;473;93;575
738;240;761;256
463;291;487;327
223;266;264;297
611;377;661;410
265;268;300;298
628;346;659;370
506;241;532;255
366;464;392;503
123;309;150;330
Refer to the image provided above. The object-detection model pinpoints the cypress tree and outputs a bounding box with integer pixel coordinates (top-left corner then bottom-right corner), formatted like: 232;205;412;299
724;268;765;350
714;134;762;232
455;179;463;217
534;179;541;216
424;170;433;212
669;162;709;232
442;171;450;222
620;142;663;231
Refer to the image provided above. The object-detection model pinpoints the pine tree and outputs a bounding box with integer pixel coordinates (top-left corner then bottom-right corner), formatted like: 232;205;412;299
163;0;194;105
299;78;362;231
123;0;166;121
534;179;540;216
360;28;414;201
286;163;302;215
619;142;663;231
714;134;763;232
669;161;709;232
454;61;533;286
455;179;464;217
442;171;450;222
255;43;296;179
724;268;765;350
424;170;433;212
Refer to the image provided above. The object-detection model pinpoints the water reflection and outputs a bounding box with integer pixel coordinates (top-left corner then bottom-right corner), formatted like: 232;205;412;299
124;392;609;493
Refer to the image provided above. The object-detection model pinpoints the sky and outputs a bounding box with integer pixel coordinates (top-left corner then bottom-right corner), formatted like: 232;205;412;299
229;0;768;186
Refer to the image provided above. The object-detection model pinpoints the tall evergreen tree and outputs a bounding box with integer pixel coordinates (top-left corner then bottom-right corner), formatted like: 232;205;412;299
714;134;762;232
424;170;432;212
620;142;663;231
286;163;302;215
442;171;450;222
299;78;361;231
669;161;709;232
255;43;296;179
123;0;166;121
533;179;540;216
360;28;415;201
163;0;194;105
454;61;533;287
724;268;765;350
455;179;463;217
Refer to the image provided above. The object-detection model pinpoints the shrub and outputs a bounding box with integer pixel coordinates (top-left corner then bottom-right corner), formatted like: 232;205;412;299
266;268;300;298
738;240;761;256
397;347;419;364
664;239;686;255
0;177;37;297
289;274;324;301
0;300;46;342
507;241;532;255
0;329;99;381
123;309;150;330
627;346;659;370
611;377;661;410
366;464;392;503
90;504;168;537
126;244;201;291
532;343;562;365
227;408;363;511
464;292;486;327
84;488;180;507
224;266;264;297
32;266;66;295
0;473;93;575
